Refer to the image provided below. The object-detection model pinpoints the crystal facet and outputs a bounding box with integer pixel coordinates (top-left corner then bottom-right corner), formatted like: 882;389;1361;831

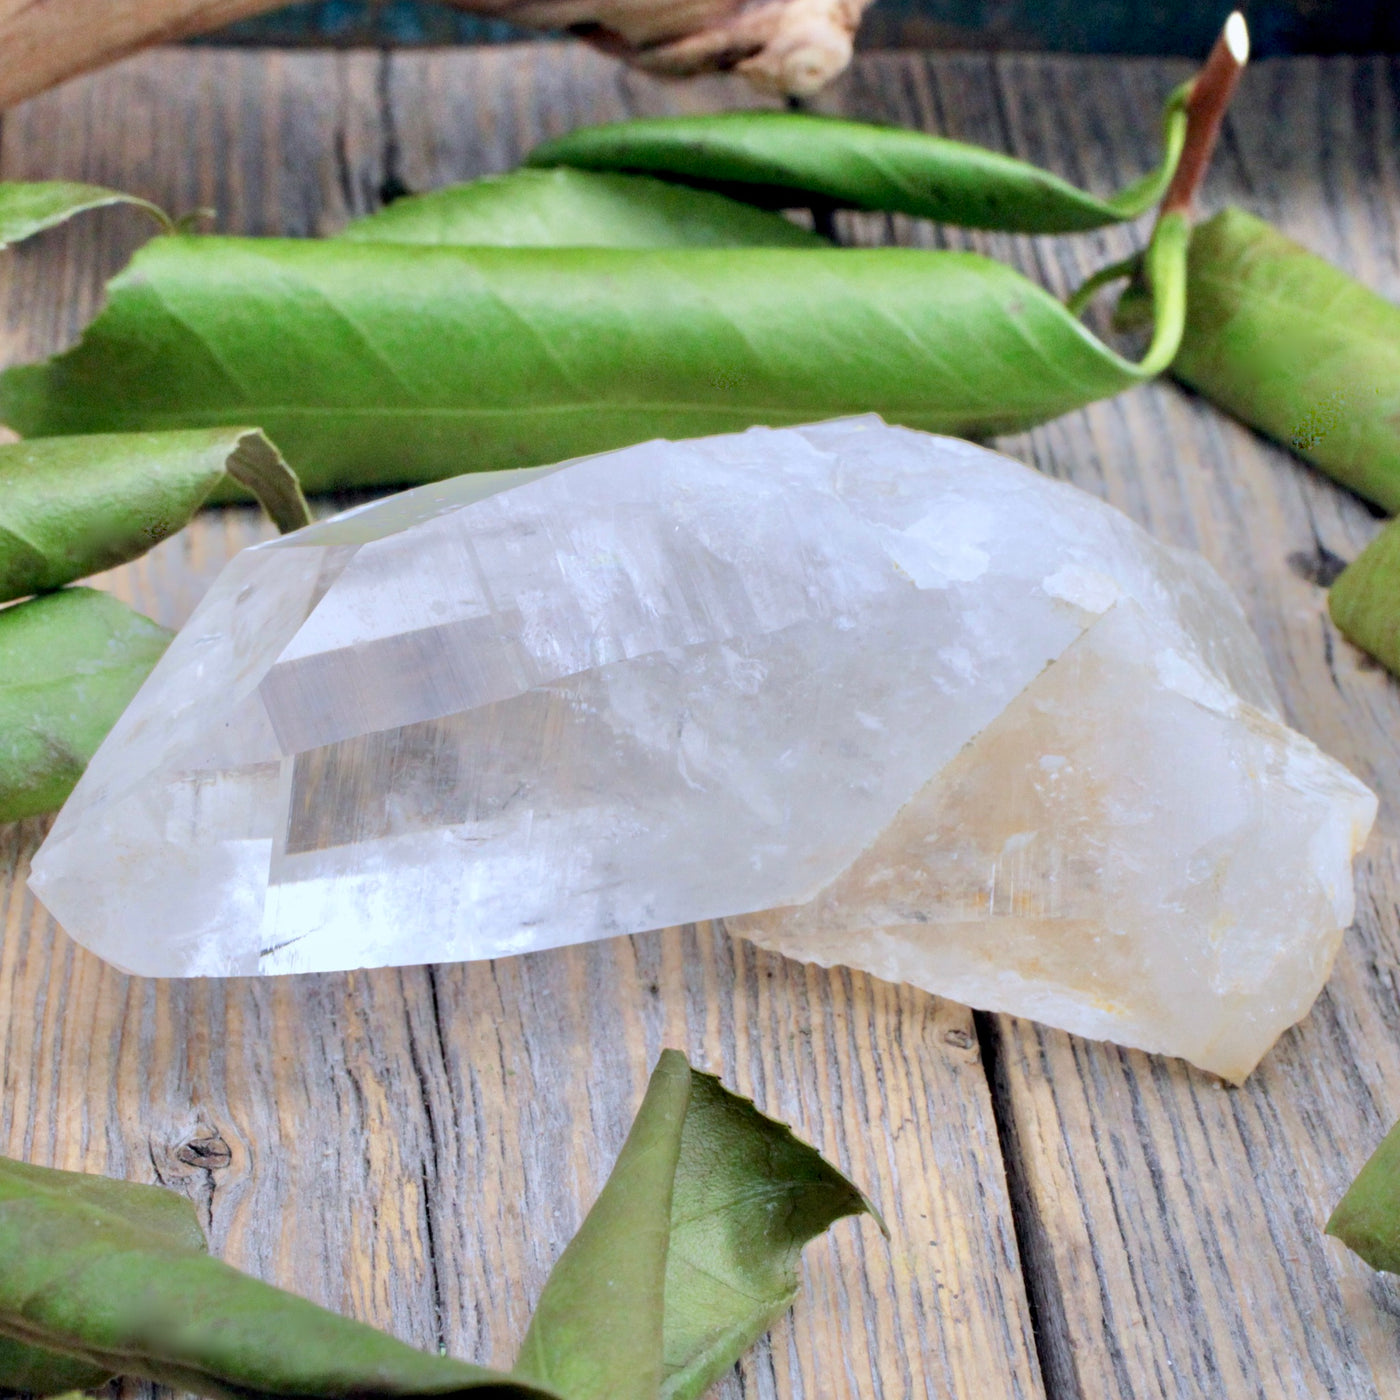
30;418;1375;1078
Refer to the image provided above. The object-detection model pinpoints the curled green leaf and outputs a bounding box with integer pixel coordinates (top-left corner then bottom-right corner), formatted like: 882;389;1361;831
0;427;309;604
0;1338;111;1396
0;220;1187;494
341;168;825;248
514;1049;883;1400
1170;207;1400;513
0;588;171;822
0;1155;554;1400
525;97;1188;233
1328;521;1400;677
1327;1117;1400;1273
0;181;172;250
0;1339;111;1395
0;1157;207;1396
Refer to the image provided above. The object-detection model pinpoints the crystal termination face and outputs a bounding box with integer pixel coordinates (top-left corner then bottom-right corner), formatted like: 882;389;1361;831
29;419;1376;1080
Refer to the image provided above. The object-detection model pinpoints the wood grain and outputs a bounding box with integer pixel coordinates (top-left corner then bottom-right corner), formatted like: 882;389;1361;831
814;48;1400;1400
3;37;1400;1400
0;44;1045;1400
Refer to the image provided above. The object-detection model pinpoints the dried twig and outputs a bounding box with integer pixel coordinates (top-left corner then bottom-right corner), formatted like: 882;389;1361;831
0;0;874;109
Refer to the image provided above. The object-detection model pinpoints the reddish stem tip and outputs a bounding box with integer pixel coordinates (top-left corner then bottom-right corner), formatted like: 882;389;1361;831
1160;11;1250;219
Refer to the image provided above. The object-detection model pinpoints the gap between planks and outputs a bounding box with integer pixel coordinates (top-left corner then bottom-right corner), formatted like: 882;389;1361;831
0;43;1046;1400
3;41;1400;1400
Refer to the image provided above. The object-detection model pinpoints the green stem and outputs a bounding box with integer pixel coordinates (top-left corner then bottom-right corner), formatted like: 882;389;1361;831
1066;253;1142;319
1104;83;1190;221
1136;210;1190;378
130;196;176;235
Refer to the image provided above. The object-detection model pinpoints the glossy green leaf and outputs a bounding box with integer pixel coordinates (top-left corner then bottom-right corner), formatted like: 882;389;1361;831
0;1157;206;1395
514;1050;883;1400
525;99;1187;233
1327;1117;1400;1273
0;1153;554;1400
0;427;309;604
341;168;825;248
1171;207;1400;512
0;215;1187;494
0;181;170;250
0;588;172;822
1328;520;1400;677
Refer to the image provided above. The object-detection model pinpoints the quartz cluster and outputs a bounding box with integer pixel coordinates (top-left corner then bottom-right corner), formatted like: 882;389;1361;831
30;418;1375;1079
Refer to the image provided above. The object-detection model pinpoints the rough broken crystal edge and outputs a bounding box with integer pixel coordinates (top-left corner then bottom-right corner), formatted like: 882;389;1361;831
728;904;1357;1084
723;600;1379;1082
730;771;1376;1084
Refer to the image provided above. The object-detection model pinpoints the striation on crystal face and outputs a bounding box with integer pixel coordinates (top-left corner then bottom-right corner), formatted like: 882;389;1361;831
29;417;1375;1079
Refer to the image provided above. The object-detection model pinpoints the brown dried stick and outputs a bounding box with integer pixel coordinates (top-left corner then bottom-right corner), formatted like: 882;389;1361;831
0;0;873;110
0;0;269;109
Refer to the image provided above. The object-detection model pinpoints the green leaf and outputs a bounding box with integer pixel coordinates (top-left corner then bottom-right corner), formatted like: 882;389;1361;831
524;99;1187;233
0;1155;209;1251
513;1054;688;1400
1328;521;1400;677
0;588;171;822
0;1340;110;1396
0;1154;555;1400
514;1049;883;1400
0;181;171;250
656;1065;887;1400
1169;206;1400;512
0;217;1187;495
0;427;309;604
341;168;826;248
1327;1117;1400;1273
0;1055;867;1400
0;1157;207;1396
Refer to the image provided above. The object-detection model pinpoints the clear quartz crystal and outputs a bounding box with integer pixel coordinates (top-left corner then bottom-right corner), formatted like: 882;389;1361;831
30;418;1375;1079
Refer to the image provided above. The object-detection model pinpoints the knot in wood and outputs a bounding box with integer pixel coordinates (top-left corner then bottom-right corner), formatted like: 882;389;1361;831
176;1132;233;1170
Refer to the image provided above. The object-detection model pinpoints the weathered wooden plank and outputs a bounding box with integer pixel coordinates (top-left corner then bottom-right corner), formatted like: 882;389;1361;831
812;48;1400;1399
992;54;1400;1400
0;44;1046;1400
9;39;1400;1400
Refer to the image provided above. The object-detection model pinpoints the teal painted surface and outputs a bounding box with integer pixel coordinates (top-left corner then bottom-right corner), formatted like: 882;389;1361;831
201;0;1400;54
205;1;526;45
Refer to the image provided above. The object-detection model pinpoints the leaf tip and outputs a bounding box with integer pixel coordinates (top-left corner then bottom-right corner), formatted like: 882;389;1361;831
656;1046;691;1073
226;429;311;533
863;1192;891;1241
1322;1204;1343;1242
